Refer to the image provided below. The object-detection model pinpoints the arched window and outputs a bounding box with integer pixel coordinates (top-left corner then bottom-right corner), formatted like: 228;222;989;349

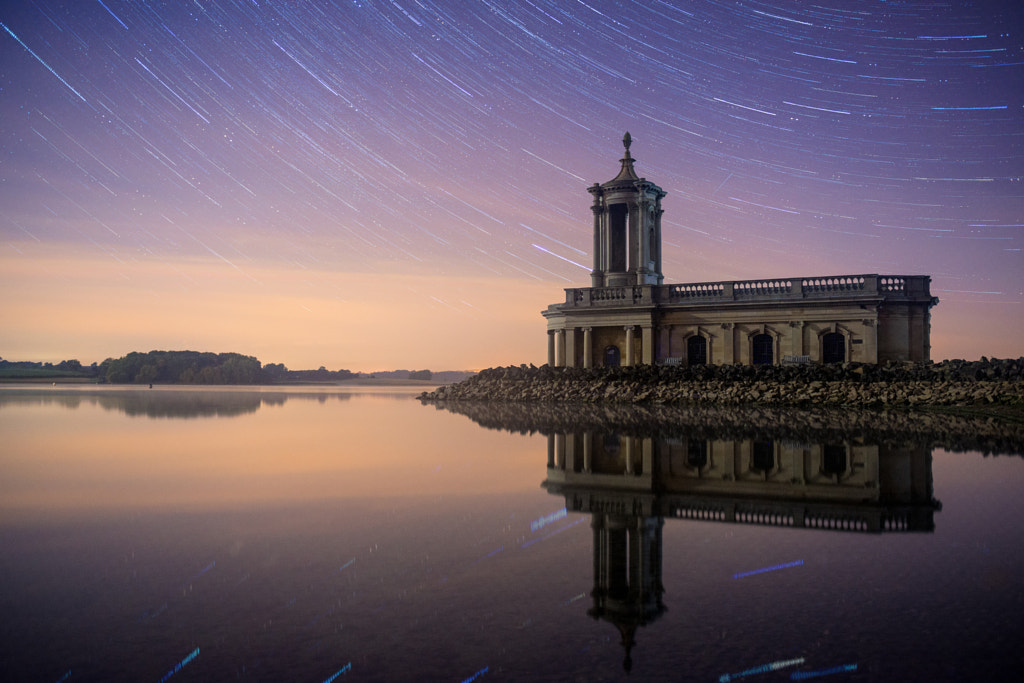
687;335;707;366
752;334;773;365
822;332;845;364
604;345;621;367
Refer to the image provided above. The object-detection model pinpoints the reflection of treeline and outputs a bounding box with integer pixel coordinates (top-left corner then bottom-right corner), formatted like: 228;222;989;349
0;389;355;418
426;401;1024;457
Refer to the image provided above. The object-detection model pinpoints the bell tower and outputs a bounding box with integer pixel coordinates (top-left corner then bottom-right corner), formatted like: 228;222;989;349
588;132;667;287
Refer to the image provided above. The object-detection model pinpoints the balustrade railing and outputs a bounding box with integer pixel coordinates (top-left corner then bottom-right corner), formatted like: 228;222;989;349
566;275;927;307
734;279;792;296
801;276;865;293
668;282;725;299
879;276;905;293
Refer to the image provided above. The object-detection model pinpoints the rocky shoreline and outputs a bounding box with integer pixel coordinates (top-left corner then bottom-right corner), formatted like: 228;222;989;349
419;357;1024;413
423;400;1024;456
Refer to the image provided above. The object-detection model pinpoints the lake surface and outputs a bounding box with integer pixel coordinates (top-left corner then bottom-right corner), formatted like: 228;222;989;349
1;386;1023;682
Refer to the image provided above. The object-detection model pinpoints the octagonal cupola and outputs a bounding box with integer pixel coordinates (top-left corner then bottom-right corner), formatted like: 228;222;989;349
587;132;667;287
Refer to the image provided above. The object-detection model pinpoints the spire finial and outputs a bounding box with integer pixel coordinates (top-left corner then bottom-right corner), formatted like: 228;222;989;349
609;132;637;182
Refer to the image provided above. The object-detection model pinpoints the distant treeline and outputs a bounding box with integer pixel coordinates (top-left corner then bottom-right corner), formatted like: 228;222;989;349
0;352;464;385
1;352;356;385
106;351;280;384
0;358;99;380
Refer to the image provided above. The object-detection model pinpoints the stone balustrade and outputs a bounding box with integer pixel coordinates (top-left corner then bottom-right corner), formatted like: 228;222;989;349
562;274;930;307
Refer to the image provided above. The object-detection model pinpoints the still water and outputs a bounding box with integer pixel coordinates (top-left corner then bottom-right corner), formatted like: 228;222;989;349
1;386;1023;682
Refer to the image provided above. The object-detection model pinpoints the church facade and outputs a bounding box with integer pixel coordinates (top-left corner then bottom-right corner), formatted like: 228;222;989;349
542;133;938;368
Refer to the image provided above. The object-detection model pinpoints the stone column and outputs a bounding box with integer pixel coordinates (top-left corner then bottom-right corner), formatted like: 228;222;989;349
583;327;593;369
547;330;556;367
592;513;607;598
624;326;635;367
655;204;664;283
591;201;604;287
583;431;593;473
636;194;649;282
554;330;565;367
565;327;577;368
790;321;805;357
641;325;654;365
641;438;653;477
565;433;576;472
720;323;734;365
862;318;878;363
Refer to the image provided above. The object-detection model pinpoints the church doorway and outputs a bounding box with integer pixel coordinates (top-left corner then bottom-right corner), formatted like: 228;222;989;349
687;335;707;366
822;332;845;364
752;334;773;365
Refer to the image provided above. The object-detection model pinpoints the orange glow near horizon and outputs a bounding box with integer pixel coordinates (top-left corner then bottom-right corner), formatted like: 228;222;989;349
0;244;556;372
2;242;1020;370
0;388;543;513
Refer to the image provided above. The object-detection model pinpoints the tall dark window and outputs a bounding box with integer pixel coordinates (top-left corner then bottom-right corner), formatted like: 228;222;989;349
604;345;621;367
687;335;707;366
822;332;845;364
752;441;774;474
608;203;627;271
687;439;708;470
752;334;773;365
822;444;847;478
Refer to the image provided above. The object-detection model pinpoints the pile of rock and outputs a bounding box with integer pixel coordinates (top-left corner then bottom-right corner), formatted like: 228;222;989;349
425;401;1024;456
419;357;1024;410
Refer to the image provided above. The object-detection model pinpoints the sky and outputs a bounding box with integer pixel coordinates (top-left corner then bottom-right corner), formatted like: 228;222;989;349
1;0;1021;372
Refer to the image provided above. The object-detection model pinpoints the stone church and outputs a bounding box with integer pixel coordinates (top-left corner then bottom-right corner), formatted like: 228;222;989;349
542;133;938;368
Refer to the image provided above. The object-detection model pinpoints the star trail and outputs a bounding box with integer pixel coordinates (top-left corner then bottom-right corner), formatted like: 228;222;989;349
1;1;1020;368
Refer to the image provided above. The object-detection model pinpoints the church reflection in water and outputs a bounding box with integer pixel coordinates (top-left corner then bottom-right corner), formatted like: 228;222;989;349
421;400;992;671
541;426;940;671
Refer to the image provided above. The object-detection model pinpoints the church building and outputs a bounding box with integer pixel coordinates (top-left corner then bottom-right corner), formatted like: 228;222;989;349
542;133;938;368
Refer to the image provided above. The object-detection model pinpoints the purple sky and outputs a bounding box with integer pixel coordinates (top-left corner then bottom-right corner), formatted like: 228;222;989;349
1;1;1021;369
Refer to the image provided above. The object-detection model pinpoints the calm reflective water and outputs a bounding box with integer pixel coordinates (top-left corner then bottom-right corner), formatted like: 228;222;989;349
1;386;1023;682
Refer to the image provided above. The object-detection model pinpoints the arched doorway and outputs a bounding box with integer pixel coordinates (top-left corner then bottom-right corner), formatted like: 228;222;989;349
822;332;845;364
604;345;621;367
752;334;773;365
687;335;707;366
